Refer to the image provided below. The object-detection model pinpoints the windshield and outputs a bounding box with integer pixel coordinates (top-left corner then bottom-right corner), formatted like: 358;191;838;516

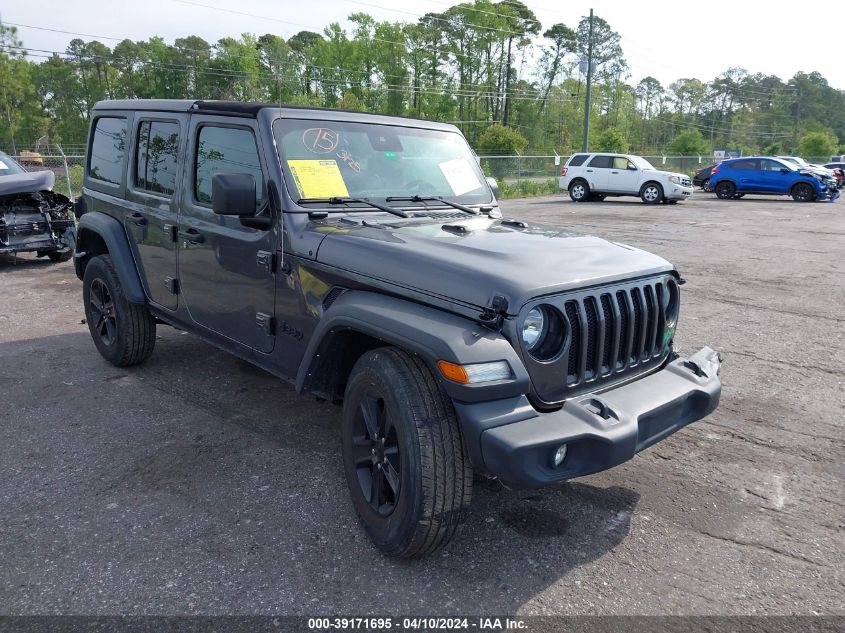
630;155;656;170
273;119;491;205
0;153;26;177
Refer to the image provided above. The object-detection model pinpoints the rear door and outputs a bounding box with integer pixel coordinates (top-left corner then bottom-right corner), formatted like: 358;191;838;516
729;159;760;191
124;114;185;309
605;156;640;193
177;115;277;353
585;154;612;191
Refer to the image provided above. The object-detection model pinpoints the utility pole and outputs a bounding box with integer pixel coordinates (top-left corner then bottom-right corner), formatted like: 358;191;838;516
581;8;594;152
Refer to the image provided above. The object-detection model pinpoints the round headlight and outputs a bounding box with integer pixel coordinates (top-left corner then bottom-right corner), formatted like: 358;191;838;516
522;307;546;351
522;305;566;361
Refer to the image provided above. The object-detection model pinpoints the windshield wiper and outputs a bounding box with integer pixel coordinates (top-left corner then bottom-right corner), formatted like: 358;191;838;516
385;195;479;215
297;196;409;218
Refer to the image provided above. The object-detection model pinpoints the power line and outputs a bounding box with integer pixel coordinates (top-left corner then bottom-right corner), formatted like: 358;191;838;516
172;0;477;63
2;42;569;102
342;0;533;38
3;44;579;105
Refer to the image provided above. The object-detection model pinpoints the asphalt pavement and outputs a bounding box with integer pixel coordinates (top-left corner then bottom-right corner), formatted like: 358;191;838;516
0;192;842;615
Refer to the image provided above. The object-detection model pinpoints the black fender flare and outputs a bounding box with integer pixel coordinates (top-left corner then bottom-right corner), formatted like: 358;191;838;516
295;290;531;403
75;211;146;304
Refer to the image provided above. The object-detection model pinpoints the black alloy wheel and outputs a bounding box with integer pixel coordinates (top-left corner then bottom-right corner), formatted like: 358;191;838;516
351;394;401;516
791;182;815;202
715;181;736;199
89;277;117;347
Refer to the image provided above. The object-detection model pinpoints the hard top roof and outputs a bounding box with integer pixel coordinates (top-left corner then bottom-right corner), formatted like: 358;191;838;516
91;99;459;131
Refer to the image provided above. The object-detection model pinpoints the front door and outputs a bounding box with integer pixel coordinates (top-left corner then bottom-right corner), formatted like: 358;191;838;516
758;158;788;192
605;156;640;193
177;116;277;353
123;115;185;309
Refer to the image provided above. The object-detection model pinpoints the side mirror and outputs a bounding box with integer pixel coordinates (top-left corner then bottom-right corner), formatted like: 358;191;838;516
212;173;256;216
780;168;790;174
486;176;500;199
627;164;638;171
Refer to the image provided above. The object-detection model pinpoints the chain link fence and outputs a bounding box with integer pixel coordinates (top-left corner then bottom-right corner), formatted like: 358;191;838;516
4;150;837;202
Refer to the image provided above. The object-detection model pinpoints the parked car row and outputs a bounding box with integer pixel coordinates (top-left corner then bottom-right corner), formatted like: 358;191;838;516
708;156;841;202
693;156;843;202
559;152;693;204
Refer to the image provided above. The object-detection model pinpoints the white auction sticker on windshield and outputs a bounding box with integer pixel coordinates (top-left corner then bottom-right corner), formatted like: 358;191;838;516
438;158;482;196
0;161;7;169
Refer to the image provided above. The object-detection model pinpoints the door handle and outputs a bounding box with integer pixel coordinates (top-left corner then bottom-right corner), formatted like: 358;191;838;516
586;169;593;172
125;212;147;227
178;228;205;244
611;171;619;174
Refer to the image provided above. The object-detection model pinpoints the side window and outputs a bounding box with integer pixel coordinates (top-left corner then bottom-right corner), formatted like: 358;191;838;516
612;157;633;170
88;117;127;185
195;125;263;206
568;154;589;167
136;120;180;196
760;159;784;172
730;160;758;170
587;155;612;168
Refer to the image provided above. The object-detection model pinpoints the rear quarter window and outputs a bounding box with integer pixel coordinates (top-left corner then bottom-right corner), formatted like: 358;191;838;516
567;154;589;167
88;116;128;185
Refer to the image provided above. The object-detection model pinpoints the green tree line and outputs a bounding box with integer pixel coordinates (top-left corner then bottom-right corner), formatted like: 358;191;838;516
1;1;844;158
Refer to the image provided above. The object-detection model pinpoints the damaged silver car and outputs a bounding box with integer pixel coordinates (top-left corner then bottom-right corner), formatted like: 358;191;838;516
0;151;76;262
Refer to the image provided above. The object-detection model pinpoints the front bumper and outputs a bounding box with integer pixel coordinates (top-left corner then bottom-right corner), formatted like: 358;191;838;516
665;184;694;200
454;347;721;488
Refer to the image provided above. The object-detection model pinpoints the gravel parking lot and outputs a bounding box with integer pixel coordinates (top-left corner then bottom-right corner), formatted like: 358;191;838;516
1;192;842;616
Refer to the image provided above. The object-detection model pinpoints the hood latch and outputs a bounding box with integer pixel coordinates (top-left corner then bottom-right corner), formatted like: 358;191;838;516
478;294;509;331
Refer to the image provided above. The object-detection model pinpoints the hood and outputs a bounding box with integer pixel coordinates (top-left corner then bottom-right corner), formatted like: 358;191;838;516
0;170;55;197
314;215;673;312
643;168;687;180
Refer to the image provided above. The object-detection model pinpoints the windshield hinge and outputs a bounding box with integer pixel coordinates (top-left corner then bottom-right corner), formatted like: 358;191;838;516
478;294;509;331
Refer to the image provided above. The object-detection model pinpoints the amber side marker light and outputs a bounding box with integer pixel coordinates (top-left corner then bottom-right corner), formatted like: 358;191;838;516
437;360;512;384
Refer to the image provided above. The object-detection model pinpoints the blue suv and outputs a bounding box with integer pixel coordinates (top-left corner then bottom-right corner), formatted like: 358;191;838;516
709;157;839;202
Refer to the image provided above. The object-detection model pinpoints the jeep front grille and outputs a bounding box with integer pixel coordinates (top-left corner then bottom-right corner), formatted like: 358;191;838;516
520;275;678;405
564;281;667;385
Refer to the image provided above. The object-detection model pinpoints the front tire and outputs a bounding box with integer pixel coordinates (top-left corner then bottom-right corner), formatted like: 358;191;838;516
341;348;473;558
640;182;663;204
83;254;156;366
791;182;815;202
568;180;590;202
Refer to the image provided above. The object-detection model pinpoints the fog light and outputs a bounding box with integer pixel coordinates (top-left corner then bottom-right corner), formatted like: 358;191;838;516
553;444;568;467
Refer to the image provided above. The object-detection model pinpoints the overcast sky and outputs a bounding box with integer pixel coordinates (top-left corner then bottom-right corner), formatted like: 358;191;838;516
4;0;840;89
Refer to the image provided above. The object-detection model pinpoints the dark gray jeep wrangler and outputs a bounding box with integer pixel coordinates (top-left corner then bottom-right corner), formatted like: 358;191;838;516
75;100;721;557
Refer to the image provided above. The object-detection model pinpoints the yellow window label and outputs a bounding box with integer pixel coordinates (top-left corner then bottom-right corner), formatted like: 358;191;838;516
287;159;350;199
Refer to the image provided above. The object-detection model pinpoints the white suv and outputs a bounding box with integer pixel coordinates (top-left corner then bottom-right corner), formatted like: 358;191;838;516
559;153;693;204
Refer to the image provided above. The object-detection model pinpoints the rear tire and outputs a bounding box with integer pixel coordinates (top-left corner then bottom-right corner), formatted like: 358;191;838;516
791;182;815;202
715;181;736;199
341;347;473;558
568;180;590;202
640;182;663;204
83;254;156;367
